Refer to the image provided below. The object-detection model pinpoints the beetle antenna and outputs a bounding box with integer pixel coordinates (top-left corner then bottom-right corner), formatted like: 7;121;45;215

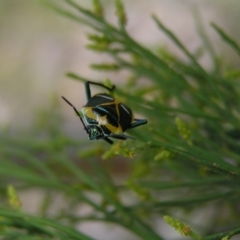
62;96;88;133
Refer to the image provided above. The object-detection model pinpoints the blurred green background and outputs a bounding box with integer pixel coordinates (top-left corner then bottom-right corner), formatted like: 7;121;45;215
1;1;240;239
1;0;240;133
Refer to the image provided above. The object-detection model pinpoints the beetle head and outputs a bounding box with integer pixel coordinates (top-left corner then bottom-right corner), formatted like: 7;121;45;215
87;125;104;140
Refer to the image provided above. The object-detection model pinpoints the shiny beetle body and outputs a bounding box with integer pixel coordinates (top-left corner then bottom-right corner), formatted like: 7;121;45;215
62;81;147;144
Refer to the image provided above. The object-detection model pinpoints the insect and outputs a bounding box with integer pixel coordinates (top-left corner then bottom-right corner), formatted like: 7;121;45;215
62;81;147;144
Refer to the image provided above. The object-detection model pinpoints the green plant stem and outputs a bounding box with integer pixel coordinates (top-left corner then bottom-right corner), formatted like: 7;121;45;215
0;208;93;240
211;22;240;56
203;227;240;240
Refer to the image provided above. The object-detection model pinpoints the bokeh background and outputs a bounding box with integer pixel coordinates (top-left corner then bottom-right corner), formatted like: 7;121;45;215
1;0;240;239
1;0;240;133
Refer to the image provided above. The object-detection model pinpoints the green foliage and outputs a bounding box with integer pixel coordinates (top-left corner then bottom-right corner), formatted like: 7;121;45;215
164;216;201;240
1;0;240;239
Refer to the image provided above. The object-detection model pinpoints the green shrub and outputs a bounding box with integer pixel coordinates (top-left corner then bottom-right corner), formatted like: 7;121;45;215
1;0;240;239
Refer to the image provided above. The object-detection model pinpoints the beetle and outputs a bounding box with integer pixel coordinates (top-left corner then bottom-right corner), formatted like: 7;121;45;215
62;81;147;144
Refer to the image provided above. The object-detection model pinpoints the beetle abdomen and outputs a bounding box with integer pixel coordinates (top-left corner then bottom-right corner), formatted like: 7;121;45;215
83;93;133;134
117;103;133;132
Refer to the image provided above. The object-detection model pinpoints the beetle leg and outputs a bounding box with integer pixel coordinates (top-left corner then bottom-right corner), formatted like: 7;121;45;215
98;133;134;143
129;119;147;129
96;135;114;144
85;81;115;101
109;133;136;140
103;137;113;144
